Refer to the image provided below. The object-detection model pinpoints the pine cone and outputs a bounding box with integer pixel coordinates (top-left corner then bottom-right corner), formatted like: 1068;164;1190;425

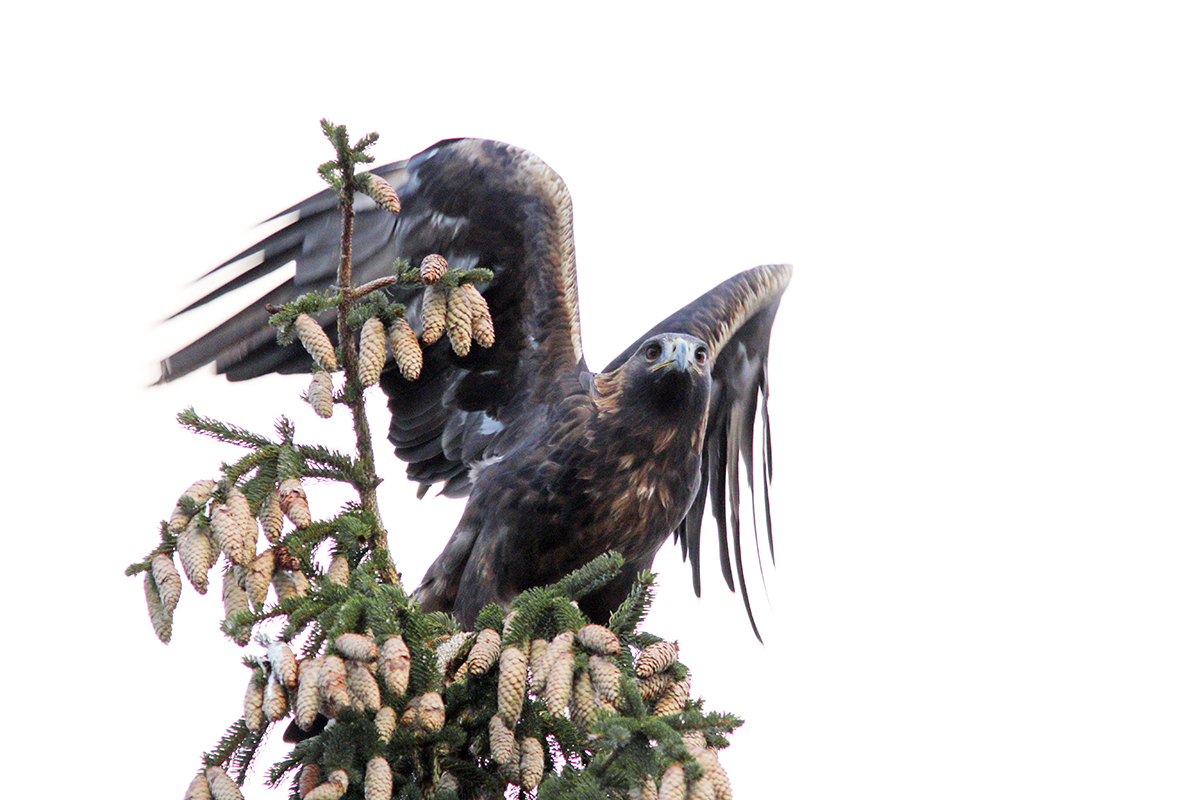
150;553;182;613
533;630;575;693
304;769;348;800
420;285;447;344
271;568;302;601
489;713;515;765
244;668;265;732
295;657;322;730
294;313;337;371
245;549;274;610
177;517;216;594
326;554;349;586
268;641;299;688
205;767;244;800
363;756;392;800
388;318;422;381
221;567;249;645
347;658;382;713
543;651;575;717
681;731;707;757
258;489;284;544
639;776;658;800
263;673;289;721
576;624;620;655
459;282;495;348
361;173;401;213
519;737;545;791
144;573;172;643
638;671;673;702
317;653;351;715
306;370;334;418
446;285;473;356
653;676;691;716
404;692;445;733
466;629;502;675
358;317;386;387
226;487;256;553
210;504;246;566
278;478;311;528
434;631;472;680
571;666;600;729
527;638;548;691
375;705;397;743
496;646;527;727
334;632;379;662
657;764;686;800
589;655;622;706
168;479;215;533
184;771;212;800
635;640;678;677
420;254;448;284
698;750;731;800
379;636;411;696
297;764;321;798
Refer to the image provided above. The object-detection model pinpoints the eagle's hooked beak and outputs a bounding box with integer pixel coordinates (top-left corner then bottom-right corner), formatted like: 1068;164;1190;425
650;337;705;374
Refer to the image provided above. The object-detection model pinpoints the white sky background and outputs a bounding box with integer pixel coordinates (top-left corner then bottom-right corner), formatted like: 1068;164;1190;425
4;2;1199;797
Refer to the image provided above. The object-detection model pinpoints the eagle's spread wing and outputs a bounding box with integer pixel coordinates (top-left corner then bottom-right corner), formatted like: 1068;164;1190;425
159;139;586;496
602;264;792;639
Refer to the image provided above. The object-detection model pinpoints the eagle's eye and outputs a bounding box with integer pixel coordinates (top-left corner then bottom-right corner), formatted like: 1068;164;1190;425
695;346;708;365
644;343;662;361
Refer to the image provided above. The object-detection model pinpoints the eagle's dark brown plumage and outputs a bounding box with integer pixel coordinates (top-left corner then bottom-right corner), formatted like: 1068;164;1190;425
160;139;791;637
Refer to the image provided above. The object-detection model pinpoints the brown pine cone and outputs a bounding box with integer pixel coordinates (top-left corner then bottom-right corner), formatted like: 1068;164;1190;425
263;673;289;721
420;254;448;284
653;676;691;716
519;737;545;791
635;640;678;677
245;549;274;610
378;635;411;696
445;285;473;356
346;658;382;713
496;646;527;727
184;771;212;800
210;504;246;566
205;767;244;800
334;632;379;662
295;657;322;730
358;317;386;387
268;641;299;688
698;749;732;800
326;554;349;587
150;553;182;613
589;654;622;706
459;282;495;348
277;478;311;528
466;629;502;676
571;666;600;729
638;671;673;702
177;516;217;594
403;692;445;733
420;285;447;344
363;756;392;800
533;630;575;693
221;567;249;645
297;764;321;798
361;173;401;213
375;705;397;743
657;764;686;800
244;668;265;732
527;638;548;689
317;654;351;715
543;651;574;717
576;624;620;655
388;318;422;381
258;489;284;544
294;313;337;371
306;370;334;418
144;573;172;643
168;479;215;533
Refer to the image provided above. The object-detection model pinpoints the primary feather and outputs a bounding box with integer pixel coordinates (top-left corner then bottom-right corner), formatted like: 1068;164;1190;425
160;139;791;638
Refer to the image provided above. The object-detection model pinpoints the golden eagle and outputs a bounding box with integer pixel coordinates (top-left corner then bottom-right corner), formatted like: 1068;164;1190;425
160;139;791;637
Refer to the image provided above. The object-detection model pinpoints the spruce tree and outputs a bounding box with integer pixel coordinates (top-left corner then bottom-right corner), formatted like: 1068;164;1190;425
128;122;741;800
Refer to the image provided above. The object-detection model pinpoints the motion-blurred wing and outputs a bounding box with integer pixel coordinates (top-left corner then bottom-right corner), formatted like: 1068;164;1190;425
602;264;792;638
159;139;586;496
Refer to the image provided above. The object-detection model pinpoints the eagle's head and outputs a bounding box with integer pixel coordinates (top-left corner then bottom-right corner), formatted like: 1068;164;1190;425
597;332;713;419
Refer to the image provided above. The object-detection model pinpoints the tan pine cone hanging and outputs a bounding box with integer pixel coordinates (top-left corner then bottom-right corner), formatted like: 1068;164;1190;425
638;671;673;702
496;646;527;727
533;630;575;693
434;631;472;680
272;568;300;601
375;705;397;743
402;692;445;733
420;254;448;284
519;737;545;791
205;767;244;800
210;504;247;566
527;638;548;688
361;173;401;213
317;654;351;715
144;573;172;643
304;769;348;800
589;654;622;706
653;676;691;716
263;673;289;721
635;640;678;677
221;567;250;645
184;771;211;800
489;713;515;764
177;517;217;594
466;628;502;676
326;554;349;586
657;763;686;800
358;317;386;387
638;776;658;800
576;624;620;655
297;764;321;798
278;478;311;528
334;632;379;662
258;490;284;544
378;635;411;696
295;657;322;730
346;658;381;713
244;668;265;732
543;651;575;717
698;749;732;800
245;549;274;610
388;318;422;380
445;285;474;356
306;371;334;418
571;666;600;729
363;756;391;800
150;553;182;613
268;641;299;688
459;282;495;348
294;313;337;371
168;479;216;533
420;285;447;344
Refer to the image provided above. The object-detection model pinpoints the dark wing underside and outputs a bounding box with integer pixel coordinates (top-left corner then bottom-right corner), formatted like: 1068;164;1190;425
159;139;586;496
602;264;792;639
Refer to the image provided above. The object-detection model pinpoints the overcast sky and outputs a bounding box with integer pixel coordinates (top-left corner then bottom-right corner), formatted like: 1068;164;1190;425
5;2;1199;798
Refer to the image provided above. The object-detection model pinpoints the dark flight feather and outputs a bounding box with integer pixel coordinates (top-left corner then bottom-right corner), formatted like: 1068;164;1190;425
159;138;791;637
